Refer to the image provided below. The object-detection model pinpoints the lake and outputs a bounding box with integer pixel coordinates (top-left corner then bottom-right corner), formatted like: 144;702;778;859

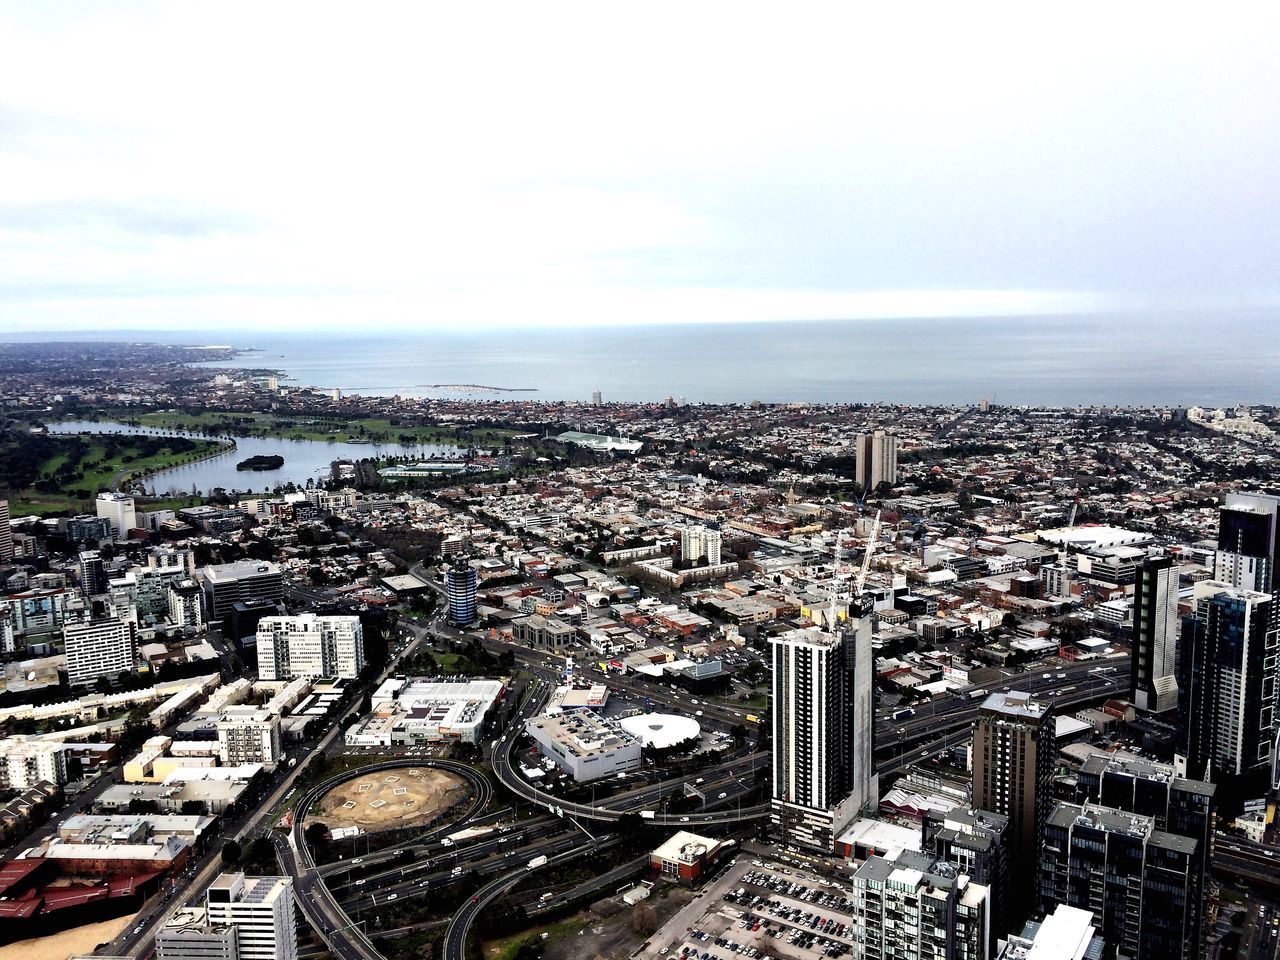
48;421;465;495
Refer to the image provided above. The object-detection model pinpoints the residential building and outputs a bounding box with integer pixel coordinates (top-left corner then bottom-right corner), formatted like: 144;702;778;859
205;873;297;960
198;561;284;623
216;710;283;766
681;523;723;566
1040;802;1202;960
770;616;876;852
95;492;137;539
78;549;107;597
63;614;136;687
168;579;205;630
445;561;478;626
923;808;1010;952
255;614;365;680
970;691;1053;923
1130;555;1179;713
1177;580;1274;787
1214;492;1280;599
851;848;990;960
0;738;68;788
0;498;11;563
855;429;899;491
1075;754;1215;957
65;514;112;544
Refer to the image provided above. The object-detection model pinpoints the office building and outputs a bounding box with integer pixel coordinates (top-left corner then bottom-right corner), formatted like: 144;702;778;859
855;429;899;492
1040;802;1202;960
95;492;137;539
205;873;297;960
851;848;990;960
445;561;478;626
198;561;284;622
1177;580;1274;785
0;498;11;563
1130;555;1180;713
770;617;876;852
255;613;365;680
970;691;1053;921
63;615;136;687
681;523;722;566
216;710;283;766
78;549;107;597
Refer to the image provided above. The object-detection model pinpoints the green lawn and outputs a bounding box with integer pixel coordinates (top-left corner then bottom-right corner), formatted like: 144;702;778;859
480;915;591;960
8;437;224;515
96;410;522;445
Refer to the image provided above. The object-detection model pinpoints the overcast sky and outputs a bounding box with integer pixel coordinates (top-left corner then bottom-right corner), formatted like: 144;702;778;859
1;3;1277;333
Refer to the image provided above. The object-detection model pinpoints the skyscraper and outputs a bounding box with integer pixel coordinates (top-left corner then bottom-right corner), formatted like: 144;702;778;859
445;561;478;626
0;498;12;563
1214;492;1280;600
204;873;297;960
1130;554;1179;713
970;691;1053;922
854;429;899;492
1177;580;1274;786
769;615;875;852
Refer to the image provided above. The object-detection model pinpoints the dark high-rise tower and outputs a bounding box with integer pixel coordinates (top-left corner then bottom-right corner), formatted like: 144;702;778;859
970;690;1053;923
1130;554;1179;713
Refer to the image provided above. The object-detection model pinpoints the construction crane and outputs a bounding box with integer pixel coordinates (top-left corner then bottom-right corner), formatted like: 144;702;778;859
853;510;883;607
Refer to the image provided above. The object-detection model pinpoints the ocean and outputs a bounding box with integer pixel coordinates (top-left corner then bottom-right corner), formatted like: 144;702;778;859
8;311;1278;406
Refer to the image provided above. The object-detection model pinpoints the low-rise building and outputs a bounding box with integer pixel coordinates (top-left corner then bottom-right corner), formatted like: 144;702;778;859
649;831;731;884
524;710;641;782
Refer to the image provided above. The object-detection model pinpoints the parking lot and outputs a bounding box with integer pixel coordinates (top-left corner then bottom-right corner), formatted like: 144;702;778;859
641;853;854;960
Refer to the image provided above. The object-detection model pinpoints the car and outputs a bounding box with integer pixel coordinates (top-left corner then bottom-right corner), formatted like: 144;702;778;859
352;858;364;864
356;879;367;885
387;893;398;900
718;792;727;798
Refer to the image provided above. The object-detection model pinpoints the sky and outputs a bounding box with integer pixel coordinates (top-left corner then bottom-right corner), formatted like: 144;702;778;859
0;2;1278;333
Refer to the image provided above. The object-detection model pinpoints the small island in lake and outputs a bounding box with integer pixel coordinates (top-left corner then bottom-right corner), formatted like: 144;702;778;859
236;454;284;471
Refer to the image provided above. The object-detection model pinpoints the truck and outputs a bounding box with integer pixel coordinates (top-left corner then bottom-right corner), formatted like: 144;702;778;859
640;811;656;820
527;855;548;870
891;708;915;721
967;688;989;700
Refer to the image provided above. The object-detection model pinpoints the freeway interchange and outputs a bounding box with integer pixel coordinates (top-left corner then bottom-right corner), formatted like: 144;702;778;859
270;649;1129;960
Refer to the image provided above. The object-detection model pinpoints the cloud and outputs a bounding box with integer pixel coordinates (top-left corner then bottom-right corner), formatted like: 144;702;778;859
0;3;1277;331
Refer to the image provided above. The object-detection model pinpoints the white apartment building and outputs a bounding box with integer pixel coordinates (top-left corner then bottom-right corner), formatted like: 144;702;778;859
205;873;297;960
216;710;283;766
63;616;136;687
855;430;899;491
0;738;68;788
681;523;723;566
168;579;205;630
96;492;138;539
255;614;365;680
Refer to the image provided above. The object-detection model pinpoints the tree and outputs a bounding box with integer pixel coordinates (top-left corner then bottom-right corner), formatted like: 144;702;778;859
221;840;241;866
304;821;331;848
631;903;658;936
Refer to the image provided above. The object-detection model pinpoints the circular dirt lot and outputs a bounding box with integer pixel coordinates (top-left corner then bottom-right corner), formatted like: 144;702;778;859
308;766;469;834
